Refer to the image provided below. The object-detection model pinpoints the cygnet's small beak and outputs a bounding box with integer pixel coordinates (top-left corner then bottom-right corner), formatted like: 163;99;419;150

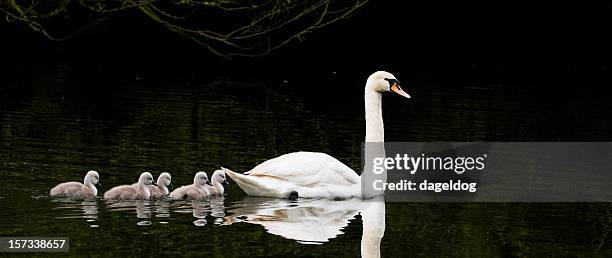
152;182;158;186
169;182;174;190
223;179;230;185
96;182;102;187
391;83;411;99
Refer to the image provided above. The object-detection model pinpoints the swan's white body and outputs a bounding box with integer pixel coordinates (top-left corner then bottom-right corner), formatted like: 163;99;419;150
225;152;360;199
226;71;409;199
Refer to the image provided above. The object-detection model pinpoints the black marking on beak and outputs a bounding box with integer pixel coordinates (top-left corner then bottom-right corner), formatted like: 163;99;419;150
288;191;298;200
384;78;400;87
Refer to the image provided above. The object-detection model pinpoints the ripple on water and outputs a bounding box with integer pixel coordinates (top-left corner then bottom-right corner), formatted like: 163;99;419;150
211;211;225;217
214;218;224;225
193;219;207;227
105;200;164;219
52;199;99;219
137;221;152;226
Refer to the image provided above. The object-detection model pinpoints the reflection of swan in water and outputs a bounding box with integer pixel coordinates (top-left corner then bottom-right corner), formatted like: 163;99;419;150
80;200;99;219
191;200;208;226
104;200;176;225
105;200;154;219
224;197;385;257
210;196;226;225
225;197;358;244
54;199;99;219
360;200;385;258
154;200;171;218
53;199;101;227
170;196;227;226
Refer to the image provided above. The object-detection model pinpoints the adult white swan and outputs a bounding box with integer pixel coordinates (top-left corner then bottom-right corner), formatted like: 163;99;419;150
224;71;410;199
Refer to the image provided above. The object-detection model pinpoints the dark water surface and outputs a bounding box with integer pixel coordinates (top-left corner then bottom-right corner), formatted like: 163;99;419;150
1;63;611;257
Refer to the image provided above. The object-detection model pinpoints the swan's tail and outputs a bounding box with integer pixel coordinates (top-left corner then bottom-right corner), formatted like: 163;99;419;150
222;167;279;198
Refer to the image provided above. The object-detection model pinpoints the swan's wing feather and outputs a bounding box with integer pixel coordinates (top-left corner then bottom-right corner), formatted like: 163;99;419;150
52;182;86;196
169;186;187;199
61;182;85;193
247;152;359;186
104;185;136;199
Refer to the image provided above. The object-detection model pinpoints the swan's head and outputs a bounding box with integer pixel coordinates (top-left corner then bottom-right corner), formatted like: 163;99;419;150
367;71;410;98
194;171;210;186
157;172;173;188
84;170;101;187
139;172;156;186
212;169;229;185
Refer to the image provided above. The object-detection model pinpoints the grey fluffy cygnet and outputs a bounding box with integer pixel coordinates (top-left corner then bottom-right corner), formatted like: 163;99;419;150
131;172;173;198
149;172;173;198
104;172;156;200
50;170;101;198
205;169;229;196
168;172;211;200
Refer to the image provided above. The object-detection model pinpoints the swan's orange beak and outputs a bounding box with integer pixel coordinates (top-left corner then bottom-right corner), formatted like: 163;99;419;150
391;83;411;98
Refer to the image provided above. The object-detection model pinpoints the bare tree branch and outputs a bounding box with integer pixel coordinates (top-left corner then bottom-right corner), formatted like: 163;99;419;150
1;0;368;58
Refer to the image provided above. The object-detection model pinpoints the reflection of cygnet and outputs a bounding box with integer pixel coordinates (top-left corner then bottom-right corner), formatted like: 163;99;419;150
50;170;101;198
192;200;208;218
143;172;173;198
169;172;211;200
80;200;99;219
205;170;229;196
104;172;156;200
210;196;226;219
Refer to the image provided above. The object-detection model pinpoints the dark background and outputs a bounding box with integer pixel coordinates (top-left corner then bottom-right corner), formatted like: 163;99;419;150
2;1;611;141
3;1;610;78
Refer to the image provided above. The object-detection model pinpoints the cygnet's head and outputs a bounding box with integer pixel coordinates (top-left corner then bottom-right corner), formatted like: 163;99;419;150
138;172;156;186
157;172;173;188
212;169;229;185
366;71;410;98
84;170;101;187
193;171;209;186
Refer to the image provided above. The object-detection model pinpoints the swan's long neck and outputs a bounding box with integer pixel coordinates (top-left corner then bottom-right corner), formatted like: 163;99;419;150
362;82;387;198
365;87;384;142
86;181;97;196
138;181;149;195
160;184;168;194
157;179;168;194
213;181;224;194
84;177;97;195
